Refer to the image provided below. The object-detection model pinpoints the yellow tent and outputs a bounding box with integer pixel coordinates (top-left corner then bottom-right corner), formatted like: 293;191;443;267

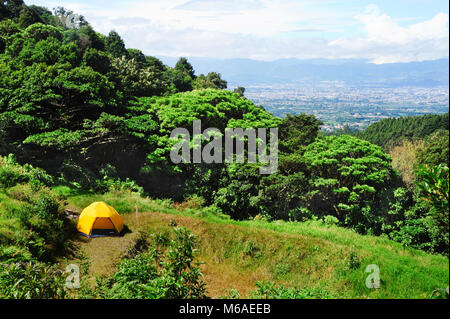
77;202;124;237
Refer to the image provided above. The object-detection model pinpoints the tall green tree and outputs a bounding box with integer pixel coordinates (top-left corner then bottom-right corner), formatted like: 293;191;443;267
105;30;128;58
278;114;323;154
18;5;42;28
416;164;449;254
175;57;195;78
303;135;398;234
194;72;227;89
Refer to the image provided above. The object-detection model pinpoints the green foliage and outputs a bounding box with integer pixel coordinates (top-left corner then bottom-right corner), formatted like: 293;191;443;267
0;156;72;265
7;186;69;261
0;0;25;20
250;281;331;299
82;48;110;74
416;129;449;167
382;187;432;251
170;57;196;92
242;240;261;258
345;252;361;270
233;86;246;96
91;227;207;299
323;215;339;225
175;57;195;79
0;154;53;189
356;113;448;149
279;113;323;153
111;55;171;97
0;261;66;299
18;5;42;28
416;164;449;254
105;30;127;58
303;135;398;234
213;164;261;220
430;287;449;299
0;19;20;37
194;72;227;89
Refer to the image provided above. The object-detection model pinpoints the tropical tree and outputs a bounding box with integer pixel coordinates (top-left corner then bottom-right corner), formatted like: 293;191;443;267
416;164;449;254
303;135;398;233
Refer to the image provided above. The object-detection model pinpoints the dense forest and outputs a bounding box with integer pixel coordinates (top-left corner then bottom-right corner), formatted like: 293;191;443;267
354;113;449;149
0;1;448;299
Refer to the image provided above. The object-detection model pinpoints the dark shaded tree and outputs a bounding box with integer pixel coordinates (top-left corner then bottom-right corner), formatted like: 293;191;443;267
106;30;128;58
233;86;245;96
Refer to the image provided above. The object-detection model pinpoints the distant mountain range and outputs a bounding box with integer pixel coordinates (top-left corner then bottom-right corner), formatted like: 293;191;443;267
158;57;449;88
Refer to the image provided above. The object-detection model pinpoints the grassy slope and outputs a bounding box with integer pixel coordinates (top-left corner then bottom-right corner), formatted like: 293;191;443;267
59;186;449;299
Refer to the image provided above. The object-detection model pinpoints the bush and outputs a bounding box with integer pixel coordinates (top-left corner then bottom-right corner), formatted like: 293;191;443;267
382;188;433;251
3;184;71;262
0;155;53;189
93;227;207;299
323;215;339;225
250;281;332;299
345;252;361;270
416;164;449;254
0;166;23;189
0;261;66;299
174;195;205;211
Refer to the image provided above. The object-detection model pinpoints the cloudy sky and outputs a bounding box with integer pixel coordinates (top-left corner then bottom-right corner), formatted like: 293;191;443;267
25;0;449;63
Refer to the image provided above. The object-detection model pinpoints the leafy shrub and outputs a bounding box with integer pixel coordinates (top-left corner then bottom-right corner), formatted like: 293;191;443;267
416;129;449;168
273;263;291;278
250;281;332;299
0;166;23;189
174;195;205;211
152;230;171;247
102;177;145;196
382;188;433;251
242;240;261;258
94;227;207;299
123;231;149;259
345;252;361;270
0;261;66;299
2;184;71;262
0;155;53;190
323;215;339;225
416;164;449;254
430;287;449;299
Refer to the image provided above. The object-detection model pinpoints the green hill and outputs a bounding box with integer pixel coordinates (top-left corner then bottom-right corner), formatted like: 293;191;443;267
60;188;449;299
355;113;449;149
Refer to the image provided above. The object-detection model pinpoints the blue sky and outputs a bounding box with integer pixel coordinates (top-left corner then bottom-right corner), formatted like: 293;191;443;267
25;0;449;63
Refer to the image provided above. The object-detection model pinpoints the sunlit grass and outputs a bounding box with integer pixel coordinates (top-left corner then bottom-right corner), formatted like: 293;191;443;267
61;187;449;299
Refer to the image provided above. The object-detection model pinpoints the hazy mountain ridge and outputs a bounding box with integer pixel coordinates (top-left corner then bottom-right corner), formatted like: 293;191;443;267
158;57;449;87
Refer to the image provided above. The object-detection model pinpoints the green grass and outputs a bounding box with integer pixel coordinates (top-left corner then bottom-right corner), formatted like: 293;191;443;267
61;187;449;299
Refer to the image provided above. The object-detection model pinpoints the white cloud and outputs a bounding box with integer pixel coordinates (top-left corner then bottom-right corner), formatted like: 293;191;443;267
26;1;449;63
329;5;449;63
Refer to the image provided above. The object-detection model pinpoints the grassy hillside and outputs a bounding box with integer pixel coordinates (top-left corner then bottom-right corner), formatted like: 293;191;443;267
60;187;449;299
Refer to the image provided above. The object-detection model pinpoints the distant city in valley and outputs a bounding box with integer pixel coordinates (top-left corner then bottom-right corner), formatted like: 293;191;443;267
161;57;449;131
239;83;449;131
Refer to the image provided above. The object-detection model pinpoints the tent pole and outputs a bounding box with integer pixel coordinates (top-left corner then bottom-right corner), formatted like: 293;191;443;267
135;204;138;227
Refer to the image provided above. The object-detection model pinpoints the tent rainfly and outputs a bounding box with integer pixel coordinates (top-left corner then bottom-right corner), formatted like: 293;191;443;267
77;202;124;238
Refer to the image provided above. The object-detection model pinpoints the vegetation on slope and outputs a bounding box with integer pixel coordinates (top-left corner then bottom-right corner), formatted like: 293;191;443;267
61;188;449;299
355;113;448;149
0;1;448;299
